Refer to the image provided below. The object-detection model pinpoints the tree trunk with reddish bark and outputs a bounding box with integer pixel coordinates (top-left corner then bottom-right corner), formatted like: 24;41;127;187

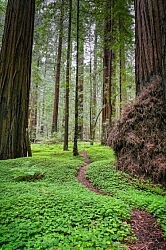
101;0;114;145
135;0;166;96
0;0;35;159
108;0;166;186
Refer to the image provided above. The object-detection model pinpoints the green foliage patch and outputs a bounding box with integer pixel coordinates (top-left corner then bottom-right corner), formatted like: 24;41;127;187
85;146;166;236
0;143;165;249
0;143;131;250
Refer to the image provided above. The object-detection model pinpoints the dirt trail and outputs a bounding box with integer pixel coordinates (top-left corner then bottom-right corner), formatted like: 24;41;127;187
77;151;103;195
77;151;166;250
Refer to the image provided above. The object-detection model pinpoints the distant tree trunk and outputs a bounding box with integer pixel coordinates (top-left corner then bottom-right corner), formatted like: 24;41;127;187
78;42;84;140
64;0;72;151
52;0;64;134
110;1;116;119
40;92;45;136
119;50;122;115
89;47;93;143
73;0;79;156
91;33;97;144
29;74;38;143
90;27;97;145
101;0;113;145
119;43;127;116
0;0;35;160
26;129;32;157
40;53;48;136
118;12;127;113
135;0;166;95
111;51;116;118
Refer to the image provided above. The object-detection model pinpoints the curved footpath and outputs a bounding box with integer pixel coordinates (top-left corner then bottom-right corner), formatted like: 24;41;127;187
77;151;166;250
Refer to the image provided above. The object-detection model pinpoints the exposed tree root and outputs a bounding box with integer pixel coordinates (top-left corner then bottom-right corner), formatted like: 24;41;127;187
77;150;166;250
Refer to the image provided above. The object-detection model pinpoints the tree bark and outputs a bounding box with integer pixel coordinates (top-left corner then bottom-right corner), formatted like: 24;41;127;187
73;0;79;156
78;41;84;140
135;0;166;96
52;0;64;134
119;43;127;116
161;1;166;103
0;0;35;159
64;0;72;151
89;46;93;144
29;80;38;143
90;26;97;145
101;0;114;145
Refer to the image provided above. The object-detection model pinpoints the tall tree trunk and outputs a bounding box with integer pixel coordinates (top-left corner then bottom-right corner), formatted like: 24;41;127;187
91;32;97;144
40;91;45;136
119;43;127;116
52;0;64;134
73;0;79;156
40;52;48;136
108;0;166;185
29;82;38;142
90;26;97;145
0;0;35;159
111;51;116;118
64;0;72;151
89;47;93;144
135;0;166;94
101;0;113;145
29;58;39;143
78;41;84;140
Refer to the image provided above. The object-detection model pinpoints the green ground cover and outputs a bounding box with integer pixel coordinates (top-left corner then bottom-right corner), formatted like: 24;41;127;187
0;143;165;249
86;145;166;236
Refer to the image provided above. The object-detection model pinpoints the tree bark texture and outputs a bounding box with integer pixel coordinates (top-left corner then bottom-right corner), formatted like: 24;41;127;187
64;0;72;151
0;0;35;159
78;41;84;140
162;1;166;103
119;13;127;116
101;0;114;145
73;0;79;156
89;50;93;144
90;28;97;145
119;43;127;116
52;0;64;134
135;0;166;97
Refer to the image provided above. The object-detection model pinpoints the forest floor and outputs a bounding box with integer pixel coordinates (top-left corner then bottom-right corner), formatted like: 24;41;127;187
0;143;166;249
78;151;166;250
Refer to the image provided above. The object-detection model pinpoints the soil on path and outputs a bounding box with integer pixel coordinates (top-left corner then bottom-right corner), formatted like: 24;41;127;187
77;151;166;250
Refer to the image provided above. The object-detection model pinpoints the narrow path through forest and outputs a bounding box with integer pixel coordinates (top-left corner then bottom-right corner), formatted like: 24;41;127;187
77;151;166;250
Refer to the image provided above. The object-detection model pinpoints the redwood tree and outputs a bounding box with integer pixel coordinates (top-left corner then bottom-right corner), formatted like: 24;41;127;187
101;0;114;145
108;0;166;185
73;0;79;156
64;0;72;151
0;0;35;159
135;0;166;95
90;26;97;145
52;0;64;134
